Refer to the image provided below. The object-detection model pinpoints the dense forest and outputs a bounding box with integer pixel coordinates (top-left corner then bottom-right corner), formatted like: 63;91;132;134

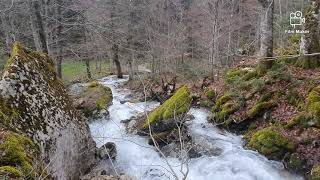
0;0;320;180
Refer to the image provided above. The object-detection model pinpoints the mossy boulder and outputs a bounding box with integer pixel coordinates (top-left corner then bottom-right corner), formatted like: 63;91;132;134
141;85;192;130
285;153;306;173
286;113;319;129
0;132;38;179
204;89;216;100
307;86;320;127
248;128;294;160
247;101;276;118
76;81;113;118
311;165;320;180
0;43;97;179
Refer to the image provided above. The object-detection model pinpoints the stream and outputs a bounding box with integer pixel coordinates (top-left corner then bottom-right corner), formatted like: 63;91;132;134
89;75;303;180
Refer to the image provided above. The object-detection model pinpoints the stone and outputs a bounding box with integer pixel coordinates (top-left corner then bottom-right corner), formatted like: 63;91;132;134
0;43;97;179
97;142;117;160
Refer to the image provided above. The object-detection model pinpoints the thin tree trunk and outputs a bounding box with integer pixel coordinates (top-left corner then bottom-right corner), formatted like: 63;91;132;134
0;13;14;55
258;0;274;73
55;0;63;78
85;59;92;79
29;0;48;53
112;44;123;78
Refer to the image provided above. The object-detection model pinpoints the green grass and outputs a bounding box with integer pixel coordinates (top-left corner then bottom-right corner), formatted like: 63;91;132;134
0;56;110;84
61;60;110;83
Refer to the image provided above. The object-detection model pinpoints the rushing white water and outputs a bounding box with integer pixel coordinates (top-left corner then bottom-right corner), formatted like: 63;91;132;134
89;75;303;180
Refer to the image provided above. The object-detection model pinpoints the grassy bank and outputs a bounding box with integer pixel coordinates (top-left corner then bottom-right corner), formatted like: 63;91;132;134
62;60;110;83
1;56;111;83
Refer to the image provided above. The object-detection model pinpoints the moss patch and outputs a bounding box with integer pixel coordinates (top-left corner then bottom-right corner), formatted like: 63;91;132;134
311;165;320;180
143;85;191;128
248;101;276;118
0;132;37;179
248;128;294;160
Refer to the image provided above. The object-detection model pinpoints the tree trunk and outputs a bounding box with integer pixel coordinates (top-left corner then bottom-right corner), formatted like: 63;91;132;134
112;44;123;78
29;0;48;53
0;13;15;55
297;1;320;68
85;59;92;79
55;0;63;78
258;0;274;73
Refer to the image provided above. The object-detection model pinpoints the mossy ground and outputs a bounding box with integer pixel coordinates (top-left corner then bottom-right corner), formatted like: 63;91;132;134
142;85;192;128
204;60;320;177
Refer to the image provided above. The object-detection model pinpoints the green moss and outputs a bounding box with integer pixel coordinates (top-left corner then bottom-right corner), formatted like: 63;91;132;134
248;128;294;160
205;89;216;100
213;93;232;112
248;101;276;118
0;133;37;179
225;68;244;83
88;81;99;88
214;102;239;123
143;85;191;128
311;165;320;180
242;70;259;81
286;113;319;128
258;92;273;103
307;86;320;127
0;98;20;127
287;153;304;172
0;166;23;178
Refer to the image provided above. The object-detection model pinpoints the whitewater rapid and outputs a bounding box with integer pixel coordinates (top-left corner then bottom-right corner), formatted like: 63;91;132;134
89;75;302;180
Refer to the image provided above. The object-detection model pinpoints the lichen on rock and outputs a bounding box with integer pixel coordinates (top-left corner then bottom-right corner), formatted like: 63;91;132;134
0;43;97;179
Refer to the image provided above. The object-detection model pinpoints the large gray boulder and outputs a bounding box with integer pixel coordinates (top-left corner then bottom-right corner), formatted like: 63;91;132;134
0;43;97;179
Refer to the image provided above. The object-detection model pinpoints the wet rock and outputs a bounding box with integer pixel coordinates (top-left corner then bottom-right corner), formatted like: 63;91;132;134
97;142;117;160
143;168;169;180
75;81;113;119
0;43;97;179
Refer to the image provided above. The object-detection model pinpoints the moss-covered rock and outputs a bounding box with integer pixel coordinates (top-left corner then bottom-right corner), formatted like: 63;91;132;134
142;85;192;129
0;132;37;179
286;153;306;173
307;86;320;127
212;93;232;112
204;89;216;100
0;43;97;179
0;166;23;178
76;81;113;118
286;113;319;129
311;165;320;180
248;101;276;118
248;128;294;160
